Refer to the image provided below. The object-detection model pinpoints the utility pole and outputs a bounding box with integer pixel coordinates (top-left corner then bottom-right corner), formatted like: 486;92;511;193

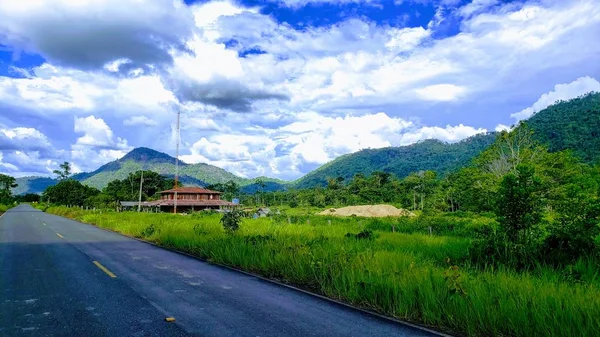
137;170;144;212
174;110;181;214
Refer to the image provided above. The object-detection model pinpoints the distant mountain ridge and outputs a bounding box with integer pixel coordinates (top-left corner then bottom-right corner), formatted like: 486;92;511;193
293;92;600;188
12;92;600;195
293;133;498;188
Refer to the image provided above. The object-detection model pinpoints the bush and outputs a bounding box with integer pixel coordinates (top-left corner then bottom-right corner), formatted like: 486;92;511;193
220;209;243;233
345;229;375;240
141;224;158;237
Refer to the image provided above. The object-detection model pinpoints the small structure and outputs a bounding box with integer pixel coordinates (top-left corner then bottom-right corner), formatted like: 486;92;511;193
119;201;160;212
146;187;238;213
255;207;271;218
119;201;139;211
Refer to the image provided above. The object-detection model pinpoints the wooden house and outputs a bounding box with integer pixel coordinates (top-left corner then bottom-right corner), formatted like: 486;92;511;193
146;187;237;213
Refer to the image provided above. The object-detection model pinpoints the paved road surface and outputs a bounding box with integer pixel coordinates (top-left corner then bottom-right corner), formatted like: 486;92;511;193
0;204;437;336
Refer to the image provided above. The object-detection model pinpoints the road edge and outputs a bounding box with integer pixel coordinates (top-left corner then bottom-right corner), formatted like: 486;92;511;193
41;209;454;337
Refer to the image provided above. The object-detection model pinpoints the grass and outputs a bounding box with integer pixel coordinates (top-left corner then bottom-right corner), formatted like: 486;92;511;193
47;206;600;337
0;204;15;214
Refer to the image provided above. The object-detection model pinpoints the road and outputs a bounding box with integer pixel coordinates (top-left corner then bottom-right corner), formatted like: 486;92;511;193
0;204;438;336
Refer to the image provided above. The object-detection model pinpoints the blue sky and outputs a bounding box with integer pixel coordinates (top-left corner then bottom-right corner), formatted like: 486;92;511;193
0;0;599;180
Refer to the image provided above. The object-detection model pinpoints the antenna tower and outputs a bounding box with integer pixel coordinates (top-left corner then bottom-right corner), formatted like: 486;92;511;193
173;110;181;214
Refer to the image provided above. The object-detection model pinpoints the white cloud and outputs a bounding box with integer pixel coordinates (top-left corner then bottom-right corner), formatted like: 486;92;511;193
74;116;120;148
398;124;487;145
511;76;600;121
123;116;159;127
416;84;466;101
181;112;487;179
0;153;19;172
0;0;599;180
0;126;53;153
459;0;499;18
495;124;512;132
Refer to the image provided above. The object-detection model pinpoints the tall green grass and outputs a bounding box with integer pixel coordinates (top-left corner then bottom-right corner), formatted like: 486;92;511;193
0;204;14;213
48;206;600;336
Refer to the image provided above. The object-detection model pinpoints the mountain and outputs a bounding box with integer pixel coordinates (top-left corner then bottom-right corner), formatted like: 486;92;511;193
293;133;498;188
13;147;288;194
76;147;288;191
13;176;58;195
525;92;600;164
294;92;600;189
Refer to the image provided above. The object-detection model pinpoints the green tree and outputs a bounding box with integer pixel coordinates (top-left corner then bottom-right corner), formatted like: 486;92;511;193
0;174;17;204
43;180;100;206
53;162;72;181
496;164;544;243
223;180;240;201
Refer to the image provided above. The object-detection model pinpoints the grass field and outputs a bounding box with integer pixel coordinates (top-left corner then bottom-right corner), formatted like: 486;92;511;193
47;206;600;337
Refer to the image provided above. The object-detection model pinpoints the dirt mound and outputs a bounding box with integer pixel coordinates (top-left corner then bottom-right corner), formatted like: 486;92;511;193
318;205;415;218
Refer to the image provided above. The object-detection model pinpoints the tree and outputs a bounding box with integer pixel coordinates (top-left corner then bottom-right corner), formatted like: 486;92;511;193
0;174;17;204
15;193;41;203
223;180;240;201
495;164;544;243
53;162;72;181
43;180;100;206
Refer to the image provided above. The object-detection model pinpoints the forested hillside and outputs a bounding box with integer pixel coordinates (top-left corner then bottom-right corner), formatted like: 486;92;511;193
294;92;600;189
13;176;57;195
79;148;287;190
294;133;497;188
526;92;600;163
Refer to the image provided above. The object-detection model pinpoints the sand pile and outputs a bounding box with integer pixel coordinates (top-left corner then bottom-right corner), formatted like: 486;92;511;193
318;204;415;218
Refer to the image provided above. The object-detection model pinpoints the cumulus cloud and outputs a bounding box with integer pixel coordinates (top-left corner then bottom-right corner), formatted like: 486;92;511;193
511;76;600;121
0;126;53;153
0;0;598;179
74;116;125;149
181;112;487;179
0;0;195;70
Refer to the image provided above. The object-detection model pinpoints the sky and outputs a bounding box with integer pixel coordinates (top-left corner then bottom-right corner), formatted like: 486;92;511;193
0;0;599;180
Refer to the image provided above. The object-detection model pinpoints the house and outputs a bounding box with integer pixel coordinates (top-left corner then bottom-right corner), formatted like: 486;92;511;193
146;187;238;213
256;207;271;217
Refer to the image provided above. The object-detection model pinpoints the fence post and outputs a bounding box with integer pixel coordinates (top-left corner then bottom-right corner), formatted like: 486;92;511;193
288;217;291;225
328;219;331;226
429;226;432;236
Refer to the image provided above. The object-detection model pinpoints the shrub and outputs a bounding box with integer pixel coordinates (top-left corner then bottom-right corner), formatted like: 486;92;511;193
345;229;375;240
220;209;243;233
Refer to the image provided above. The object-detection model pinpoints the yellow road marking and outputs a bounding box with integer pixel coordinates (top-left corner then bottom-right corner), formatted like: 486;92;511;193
93;261;117;278
56;233;64;239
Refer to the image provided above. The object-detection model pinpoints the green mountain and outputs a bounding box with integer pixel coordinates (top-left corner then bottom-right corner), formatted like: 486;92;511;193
293;133;498;189
75;147;287;190
293;92;600;189
525;92;600;164
13;176;58;195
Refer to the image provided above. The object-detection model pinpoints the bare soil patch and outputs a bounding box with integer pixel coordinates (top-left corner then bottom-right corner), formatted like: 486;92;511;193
318;205;415;218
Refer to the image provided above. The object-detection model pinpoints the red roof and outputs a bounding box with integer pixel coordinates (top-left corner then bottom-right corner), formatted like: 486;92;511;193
160;187;222;194
146;199;235;207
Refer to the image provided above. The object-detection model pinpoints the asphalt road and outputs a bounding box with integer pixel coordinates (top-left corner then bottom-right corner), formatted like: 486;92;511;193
0;204;438;337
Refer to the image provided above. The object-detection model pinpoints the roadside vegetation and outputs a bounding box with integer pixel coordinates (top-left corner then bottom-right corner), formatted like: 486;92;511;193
18;95;600;335
46;206;600;337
